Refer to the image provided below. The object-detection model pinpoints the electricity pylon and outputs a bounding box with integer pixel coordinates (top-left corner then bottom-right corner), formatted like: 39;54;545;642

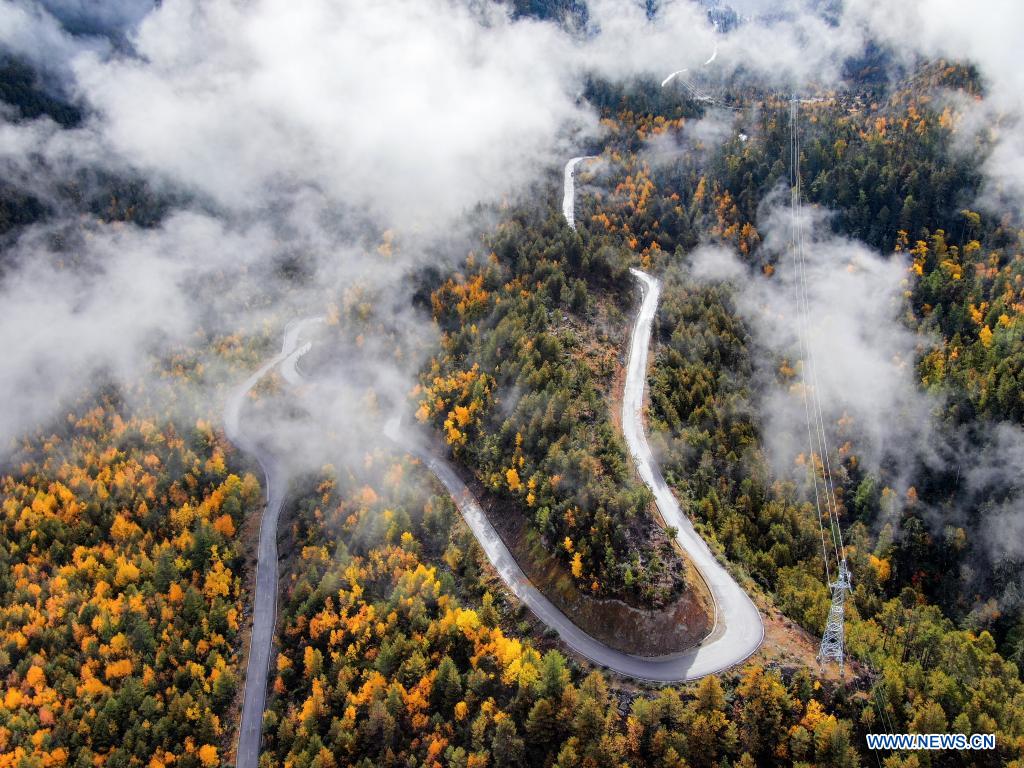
817;558;852;675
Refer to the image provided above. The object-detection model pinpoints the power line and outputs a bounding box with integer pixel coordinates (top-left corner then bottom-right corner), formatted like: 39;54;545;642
791;107;845;565
788;99;834;584
789;96;852;675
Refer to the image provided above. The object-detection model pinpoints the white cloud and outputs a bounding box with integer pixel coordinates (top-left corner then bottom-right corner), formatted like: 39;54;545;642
689;243;746;281
71;0;595;231
0;212;267;445
721;202;931;483
1;0;1023;475
0;0;107;78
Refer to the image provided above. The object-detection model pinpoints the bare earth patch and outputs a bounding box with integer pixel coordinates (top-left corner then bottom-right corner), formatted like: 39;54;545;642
473;472;714;656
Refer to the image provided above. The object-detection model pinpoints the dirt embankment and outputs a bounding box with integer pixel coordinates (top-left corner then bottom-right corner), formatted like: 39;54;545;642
468;469;712;657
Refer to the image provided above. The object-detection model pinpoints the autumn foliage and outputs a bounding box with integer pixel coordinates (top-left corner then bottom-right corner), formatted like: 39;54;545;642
0;398;260;767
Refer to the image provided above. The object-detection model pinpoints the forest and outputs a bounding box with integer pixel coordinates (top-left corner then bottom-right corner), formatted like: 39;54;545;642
0;393;261;768
414;219;691;607
256;56;1024;766
587;61;1024;645
1;3;1023;768
260;457;870;768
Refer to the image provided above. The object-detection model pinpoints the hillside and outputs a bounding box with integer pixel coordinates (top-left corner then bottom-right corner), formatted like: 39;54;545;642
0;2;1022;768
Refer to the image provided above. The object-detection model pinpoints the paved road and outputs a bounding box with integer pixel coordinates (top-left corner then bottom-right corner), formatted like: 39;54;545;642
392;431;743;680
387;269;762;680
562;156;597;230
225;318;322;768
561;155;762;669
622;268;763;676
661;69;689;87
227;266;764;764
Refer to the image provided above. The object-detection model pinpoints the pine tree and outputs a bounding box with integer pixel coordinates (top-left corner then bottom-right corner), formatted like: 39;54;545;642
491;717;525;768
433;655;463;712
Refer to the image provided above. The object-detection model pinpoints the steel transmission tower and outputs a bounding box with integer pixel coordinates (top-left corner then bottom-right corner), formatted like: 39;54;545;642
817;558;852;674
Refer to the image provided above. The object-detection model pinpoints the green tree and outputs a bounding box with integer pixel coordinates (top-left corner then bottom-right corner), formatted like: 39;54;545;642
491;717;526;768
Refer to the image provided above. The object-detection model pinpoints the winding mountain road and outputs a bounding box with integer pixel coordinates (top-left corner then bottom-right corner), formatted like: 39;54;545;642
225;318;322;768
560;153;762;669
387;268;762;680
662;42;721;102
622;268;763;674
226;266;763;763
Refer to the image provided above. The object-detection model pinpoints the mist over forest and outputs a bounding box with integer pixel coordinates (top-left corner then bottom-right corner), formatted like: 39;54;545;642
0;1;1022;767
